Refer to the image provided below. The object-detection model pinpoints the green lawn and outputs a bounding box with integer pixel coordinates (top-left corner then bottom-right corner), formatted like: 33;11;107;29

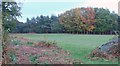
16;34;118;64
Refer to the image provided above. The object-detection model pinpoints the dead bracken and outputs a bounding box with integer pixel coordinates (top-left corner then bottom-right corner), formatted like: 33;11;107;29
89;38;120;61
4;36;83;64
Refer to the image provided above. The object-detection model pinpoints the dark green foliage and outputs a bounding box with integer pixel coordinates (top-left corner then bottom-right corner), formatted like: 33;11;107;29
11;15;64;33
11;39;22;45
8;51;17;63
2;1;21;53
94;8;118;34
27;41;33;45
2;2;21;32
29;55;39;63
11;8;118;34
118;16;120;38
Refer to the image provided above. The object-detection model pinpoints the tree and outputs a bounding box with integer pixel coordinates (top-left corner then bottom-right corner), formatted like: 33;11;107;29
59;8;81;33
11;21;25;33
11;7;118;35
50;15;65;33
0;1;2;64
59;7;95;33
118;16;120;35
94;8;118;34
2;2;21;64
2;2;21;32
80;7;95;32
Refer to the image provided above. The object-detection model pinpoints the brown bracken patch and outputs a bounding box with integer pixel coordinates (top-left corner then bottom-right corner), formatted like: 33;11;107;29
4;36;83;64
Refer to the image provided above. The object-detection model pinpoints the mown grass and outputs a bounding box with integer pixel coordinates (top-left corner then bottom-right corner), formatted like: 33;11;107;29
14;34;118;64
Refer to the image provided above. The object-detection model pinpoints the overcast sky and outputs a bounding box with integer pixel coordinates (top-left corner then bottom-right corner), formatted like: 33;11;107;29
17;0;119;22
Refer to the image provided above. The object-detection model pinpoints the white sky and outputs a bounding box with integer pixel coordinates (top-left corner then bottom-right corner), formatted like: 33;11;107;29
16;0;120;22
79;0;119;13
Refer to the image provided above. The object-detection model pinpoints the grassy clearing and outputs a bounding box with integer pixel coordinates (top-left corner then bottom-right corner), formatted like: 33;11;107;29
13;34;117;64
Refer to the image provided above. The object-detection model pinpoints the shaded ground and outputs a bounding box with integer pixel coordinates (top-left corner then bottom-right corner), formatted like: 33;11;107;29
4;36;83;64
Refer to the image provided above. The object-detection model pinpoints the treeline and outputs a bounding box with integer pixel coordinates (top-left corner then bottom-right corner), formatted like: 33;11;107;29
12;15;65;33
11;7;118;34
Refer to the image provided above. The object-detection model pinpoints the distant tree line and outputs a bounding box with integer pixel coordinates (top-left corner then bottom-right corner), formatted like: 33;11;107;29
11;15;65;33
11;7;118;34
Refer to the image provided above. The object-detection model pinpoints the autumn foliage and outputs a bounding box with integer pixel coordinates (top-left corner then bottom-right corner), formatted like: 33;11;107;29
59;7;96;32
80;8;95;31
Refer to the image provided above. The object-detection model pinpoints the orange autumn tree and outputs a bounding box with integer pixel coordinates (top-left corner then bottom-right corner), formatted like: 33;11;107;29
59;7;96;34
80;7;96;31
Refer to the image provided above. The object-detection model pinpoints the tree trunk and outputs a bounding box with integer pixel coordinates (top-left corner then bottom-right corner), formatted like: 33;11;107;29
110;31;112;35
77;31;79;34
0;16;2;65
87;31;88;35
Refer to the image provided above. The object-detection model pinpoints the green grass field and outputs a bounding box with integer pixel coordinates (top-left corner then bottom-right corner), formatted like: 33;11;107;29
15;34;118;64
